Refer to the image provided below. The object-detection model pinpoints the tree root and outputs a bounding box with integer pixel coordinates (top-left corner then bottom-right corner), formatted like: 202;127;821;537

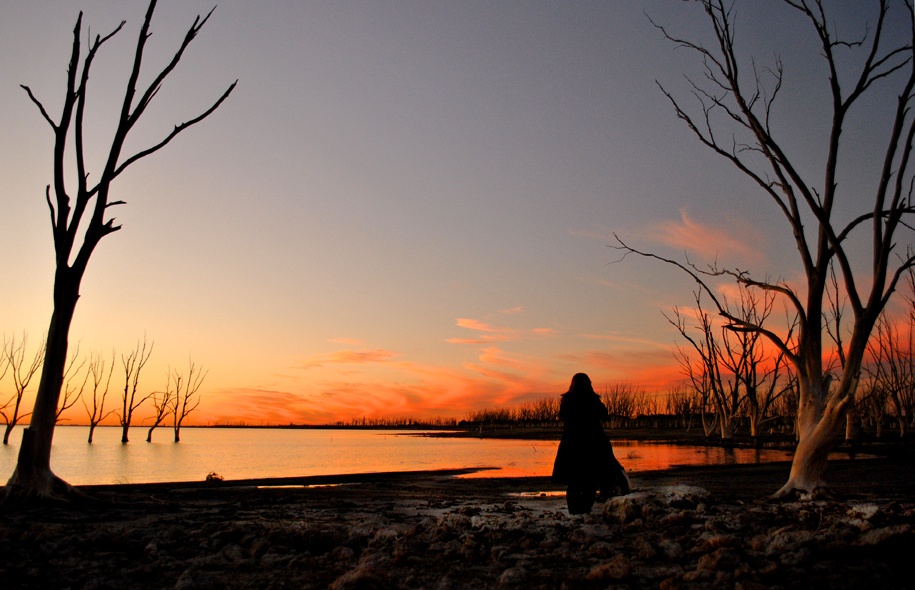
2;473;102;510
770;483;836;502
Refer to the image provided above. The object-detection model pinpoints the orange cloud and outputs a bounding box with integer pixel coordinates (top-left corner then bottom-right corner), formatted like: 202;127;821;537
299;348;397;369
477;346;526;370
650;209;764;263
200;388;340;425
448;317;555;345
456;318;499;332
447;318;514;344
148;319;704;427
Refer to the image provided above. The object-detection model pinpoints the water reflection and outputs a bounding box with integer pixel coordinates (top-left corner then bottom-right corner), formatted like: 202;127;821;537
0;426;856;485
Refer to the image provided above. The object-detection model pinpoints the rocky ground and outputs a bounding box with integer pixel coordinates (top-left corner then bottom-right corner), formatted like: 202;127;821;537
0;456;912;589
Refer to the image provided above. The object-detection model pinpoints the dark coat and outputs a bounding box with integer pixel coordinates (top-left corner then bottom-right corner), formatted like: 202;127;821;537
551;389;626;491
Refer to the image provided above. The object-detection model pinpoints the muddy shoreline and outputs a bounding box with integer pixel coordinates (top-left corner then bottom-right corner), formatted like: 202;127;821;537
1;455;912;589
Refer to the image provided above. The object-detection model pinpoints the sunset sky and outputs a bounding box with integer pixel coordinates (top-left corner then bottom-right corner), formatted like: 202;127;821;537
0;1;909;426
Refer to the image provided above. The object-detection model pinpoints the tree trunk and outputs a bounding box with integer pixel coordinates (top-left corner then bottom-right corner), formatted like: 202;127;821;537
5;280;79;499
87;423;97;444
121;424;130;444
775;370;854;498
718;411;732;441
776;407;844;497
749;406;759;439
845;409;856;441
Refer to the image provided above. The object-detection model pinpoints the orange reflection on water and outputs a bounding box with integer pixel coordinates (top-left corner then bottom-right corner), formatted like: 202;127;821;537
458;440;798;479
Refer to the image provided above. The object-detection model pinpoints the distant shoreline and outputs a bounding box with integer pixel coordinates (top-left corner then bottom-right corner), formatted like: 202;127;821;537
50;423;915;456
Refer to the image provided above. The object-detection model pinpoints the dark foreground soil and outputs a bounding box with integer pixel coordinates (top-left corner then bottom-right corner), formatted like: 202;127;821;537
1;456;913;590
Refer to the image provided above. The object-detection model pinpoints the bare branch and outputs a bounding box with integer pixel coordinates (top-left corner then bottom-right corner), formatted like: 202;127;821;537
20;85;56;129
113;80;237;178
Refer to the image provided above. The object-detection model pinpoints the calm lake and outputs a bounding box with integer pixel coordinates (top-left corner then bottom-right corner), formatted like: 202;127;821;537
0;425;806;486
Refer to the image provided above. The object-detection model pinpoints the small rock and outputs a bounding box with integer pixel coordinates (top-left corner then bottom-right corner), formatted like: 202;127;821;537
498;566;528;585
603;493;648;524
587;541;615;557
248;537;270;559
696;547;741;571
329;565;387;590
586;554;631;581
259;552;291;567
681;569;712;583
757;527;814;557
221;543;244;563
848;503;880;519
660;510;688;526
632;534;657;559
174;567;225;590
697;533;738;551
780;548;811;567
858;524;912;546
659;539;684;560
331;545;356;561
144;541;158;558
434;513;472;538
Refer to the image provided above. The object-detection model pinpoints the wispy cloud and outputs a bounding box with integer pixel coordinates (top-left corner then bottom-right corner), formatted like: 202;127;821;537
456;318;501;332
202;388;338;425
649;209;764;263
299;348;397;369
447;317;556;345
447;317;515;344
579;331;672;350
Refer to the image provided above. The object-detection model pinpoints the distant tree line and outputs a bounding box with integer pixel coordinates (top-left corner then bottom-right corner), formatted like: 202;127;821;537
336;416;460;428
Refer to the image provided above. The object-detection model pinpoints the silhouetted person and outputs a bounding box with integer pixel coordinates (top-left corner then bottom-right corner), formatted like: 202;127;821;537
552;373;630;514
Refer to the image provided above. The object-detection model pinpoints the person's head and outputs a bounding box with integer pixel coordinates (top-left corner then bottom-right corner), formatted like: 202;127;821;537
568;372;593;394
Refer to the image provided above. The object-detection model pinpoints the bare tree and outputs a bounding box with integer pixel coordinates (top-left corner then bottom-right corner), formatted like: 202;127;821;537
863;312;914;437
171;359;206;442
601;383;639;428
616;0;915;498
82;352;116;444
668;292;745;439
727;291;796;439
674;344;718;437
2;335;44;445
665;385;701;430
822;264;860;441
118;338;154;443
6;0;235;500
0;346;11;439
56;345;87;422
145;380;174;443
893;263;915;432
